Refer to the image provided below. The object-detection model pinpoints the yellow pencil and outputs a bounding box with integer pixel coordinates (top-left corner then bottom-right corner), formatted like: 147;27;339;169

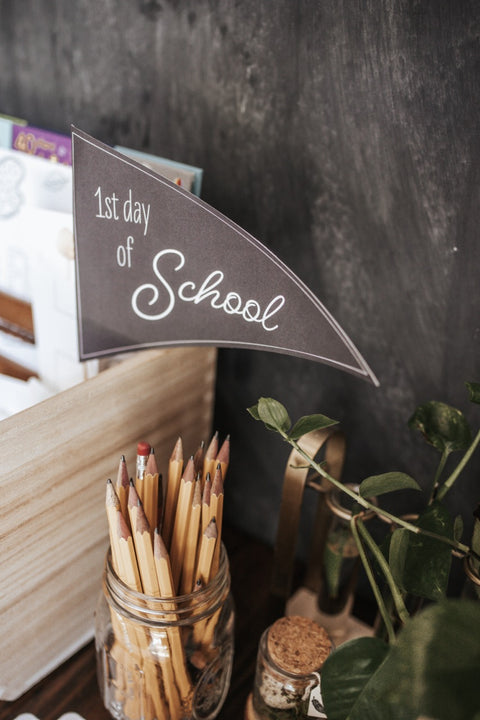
195;517;218;586
143;447;159;540
153;529;193;706
193;441;205;479
131;500;159;597
115;507;143;592
210;464;224;576
180;475;202;594
163;437;183;548
201;472;212;534
127;479;141;539
115;455;130;526
216;434;230;482
105;479;122;574
202;431;218;487
170;457;195;591
135;440;151;505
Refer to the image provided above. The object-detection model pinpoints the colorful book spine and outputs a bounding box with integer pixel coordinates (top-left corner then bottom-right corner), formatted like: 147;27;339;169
11;124;72;165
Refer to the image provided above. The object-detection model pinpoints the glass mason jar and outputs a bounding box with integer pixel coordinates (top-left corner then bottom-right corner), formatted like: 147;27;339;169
95;544;234;720
250;616;332;720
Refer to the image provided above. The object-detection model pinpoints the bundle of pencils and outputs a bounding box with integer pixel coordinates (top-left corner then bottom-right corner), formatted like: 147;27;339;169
103;432;230;720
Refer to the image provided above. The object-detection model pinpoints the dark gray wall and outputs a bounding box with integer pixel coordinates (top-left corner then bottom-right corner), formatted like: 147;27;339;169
1;1;479;579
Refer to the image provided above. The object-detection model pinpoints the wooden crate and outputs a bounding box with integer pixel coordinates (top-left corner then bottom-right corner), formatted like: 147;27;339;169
0;346;217;700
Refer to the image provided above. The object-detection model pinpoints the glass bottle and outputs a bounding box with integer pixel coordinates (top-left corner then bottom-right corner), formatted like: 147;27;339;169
249;616;332;720
95;544;234;720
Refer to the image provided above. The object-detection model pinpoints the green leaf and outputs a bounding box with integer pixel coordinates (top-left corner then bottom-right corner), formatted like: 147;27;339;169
246;403;260;421
466;381;480;404
396;502;454;601
321;636;389;720
289;413;338;440
359;472;421;498
346;600;480;720
408;400;472;452
249;397;291;433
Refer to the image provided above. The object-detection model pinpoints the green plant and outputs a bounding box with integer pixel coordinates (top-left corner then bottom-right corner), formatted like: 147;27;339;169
248;382;480;720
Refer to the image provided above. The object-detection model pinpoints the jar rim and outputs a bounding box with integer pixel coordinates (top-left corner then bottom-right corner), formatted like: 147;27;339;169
104;542;230;625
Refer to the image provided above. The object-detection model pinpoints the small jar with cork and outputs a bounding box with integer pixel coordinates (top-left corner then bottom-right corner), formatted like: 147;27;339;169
245;616;332;720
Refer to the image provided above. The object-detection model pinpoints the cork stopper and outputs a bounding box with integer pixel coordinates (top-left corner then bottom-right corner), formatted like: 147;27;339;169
267;616;332;675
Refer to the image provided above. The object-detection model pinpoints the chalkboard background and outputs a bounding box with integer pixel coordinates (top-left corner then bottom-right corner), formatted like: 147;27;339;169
1;1;478;595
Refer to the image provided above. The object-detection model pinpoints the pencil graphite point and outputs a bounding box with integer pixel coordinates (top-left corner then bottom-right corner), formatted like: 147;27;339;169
211;465;224;497
146;446;158;476
205;516;217;539
193;475;202;506
116;455;129;487
183;456;195;484
202;473;212;506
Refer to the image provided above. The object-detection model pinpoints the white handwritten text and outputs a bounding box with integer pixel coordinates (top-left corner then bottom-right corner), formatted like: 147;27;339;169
131;249;285;331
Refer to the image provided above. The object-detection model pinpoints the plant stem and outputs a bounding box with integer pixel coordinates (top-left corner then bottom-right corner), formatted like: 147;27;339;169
436;428;480;502
281;432;478;560
350;516;396;644
429;449;450;504
355;516;410;626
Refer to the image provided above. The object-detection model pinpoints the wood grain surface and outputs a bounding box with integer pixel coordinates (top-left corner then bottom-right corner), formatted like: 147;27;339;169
0;346;216;701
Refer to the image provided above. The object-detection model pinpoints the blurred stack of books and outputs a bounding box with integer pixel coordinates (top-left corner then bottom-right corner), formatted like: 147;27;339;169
0;113;202;419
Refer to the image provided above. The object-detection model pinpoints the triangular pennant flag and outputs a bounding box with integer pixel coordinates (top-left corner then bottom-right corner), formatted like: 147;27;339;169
72;128;378;385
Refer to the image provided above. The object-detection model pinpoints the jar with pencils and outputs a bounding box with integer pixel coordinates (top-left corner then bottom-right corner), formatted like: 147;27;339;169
95;542;234;720
95;435;234;720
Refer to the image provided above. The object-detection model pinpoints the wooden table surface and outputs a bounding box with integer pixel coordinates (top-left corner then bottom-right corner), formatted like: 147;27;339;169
0;527;277;720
